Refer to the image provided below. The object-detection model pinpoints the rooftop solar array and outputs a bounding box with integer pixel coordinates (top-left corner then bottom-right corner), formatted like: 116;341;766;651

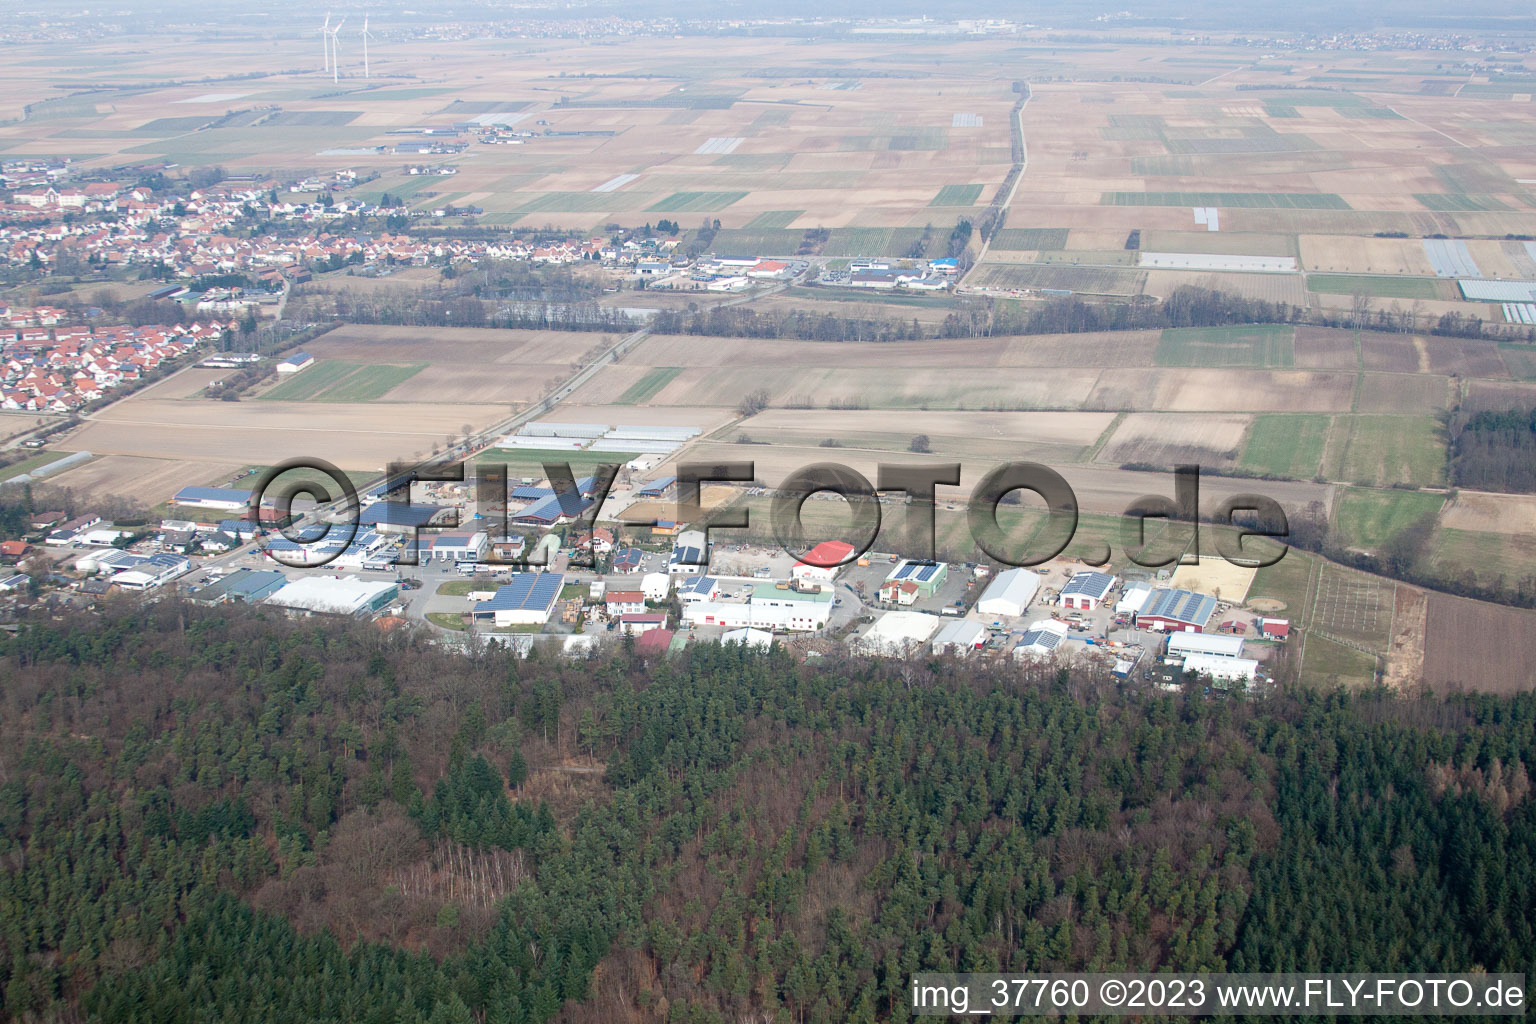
892;560;942;582
1061;571;1115;598
1140;588;1218;626
482;573;564;611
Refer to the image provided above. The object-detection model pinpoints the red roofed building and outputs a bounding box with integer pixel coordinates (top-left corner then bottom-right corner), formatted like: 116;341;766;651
791;540;856;587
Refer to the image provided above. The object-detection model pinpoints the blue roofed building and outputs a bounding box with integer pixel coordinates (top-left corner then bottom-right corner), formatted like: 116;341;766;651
1060;570;1117;611
358;502;444;532
470;572;565;627
1136;588;1219;633
512;490;592;526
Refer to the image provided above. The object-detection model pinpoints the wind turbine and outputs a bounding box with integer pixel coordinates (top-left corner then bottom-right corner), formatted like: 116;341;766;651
329;17;346;84
320;13;331;73
361;14;373;79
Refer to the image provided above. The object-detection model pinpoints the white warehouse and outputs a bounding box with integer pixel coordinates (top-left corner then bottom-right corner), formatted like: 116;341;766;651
976;567;1040;618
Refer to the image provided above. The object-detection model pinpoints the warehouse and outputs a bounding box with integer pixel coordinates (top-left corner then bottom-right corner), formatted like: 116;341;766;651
190;568;288;606
975;567;1040;618
1115;580;1154;615
669;530;709;575
266;575;398;616
791;540;855;587
512;491;593;526
469;572;564;627
1167;632;1245;660
854;611;941;655
173;485;251;511
749;583;833;630
1060;571;1117;611
1136;588;1218;633
426;531;488;564
642;572;670;602
678;576;719;603
358;502;443;534
276;352;315;374
881;559;948;600
930;618;986;656
1013;619;1069;660
1181;653;1260;685
114;552;192;591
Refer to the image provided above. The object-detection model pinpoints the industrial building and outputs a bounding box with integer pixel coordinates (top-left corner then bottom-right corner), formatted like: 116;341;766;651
883;559;948;597
1167;632;1245;660
930;618;986;656
854;611;942;655
678;576;719;603
172;486;251;511
641;572;670;602
976;567;1040;618
1060;571;1117;611
425;531;489;563
114;553;192;590
191;568;288;606
1014;619;1069;660
669;530;708;575
683;584;833;632
1136;588;1218;633
469;573;564;627
358;503;442;533
1181;653;1260;684
791;540;855;587
1116;580;1154;615
266;575;398;616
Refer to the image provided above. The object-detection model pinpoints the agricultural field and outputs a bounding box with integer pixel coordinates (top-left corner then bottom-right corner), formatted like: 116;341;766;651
1153;325;1295;368
1423;594;1536;693
729;409;1116;465
1323;415;1446;488
1332;487;1446;550
1309;561;1395;653
1094;412;1249;469
259;362;426;403
1240;413;1330;478
1306;274;1449;300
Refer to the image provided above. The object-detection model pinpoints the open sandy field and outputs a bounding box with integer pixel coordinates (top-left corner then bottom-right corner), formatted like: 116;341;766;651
1440;490;1536;536
1095;412;1251;468
1168;556;1258;604
57;399;507;474
0;411;59;444
45;455;245;507
131;368;236;401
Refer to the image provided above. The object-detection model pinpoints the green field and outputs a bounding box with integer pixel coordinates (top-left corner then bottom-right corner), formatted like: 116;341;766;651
1497;344;1536;381
1106;191;1351;210
929;183;984;207
1332;487;1446;550
991;228;1071;250
646;191;748;213
1414;193;1512;212
1249;547;1316;618
1300;632;1378;687
259;362;425;402
1430;527;1536;587
1326;415;1446;488
0;449;78;481
746;210;803;229
1155;325;1295;368
1307;274;1448;300
617;367;683;405
1240;414;1329;477
968;263;1146;296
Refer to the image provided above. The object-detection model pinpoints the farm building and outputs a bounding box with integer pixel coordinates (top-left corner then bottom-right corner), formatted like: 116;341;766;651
469;573;564;627
1136;588;1218;633
275;352;315;374
1060;571;1117;611
1182;653;1260;685
669;530;709;575
884;559;948;597
636;476;676;498
619;612;668;636
426;532;488;563
512;491;592;526
854;611;942;656
1167;632;1245;660
173;486;251;511
1116;580;1154;615
931;618;986;656
266;575;398;616
975;568;1040;618
1013;620;1069;660
606;591;646;616
678;576;719;603
190;568;288;606
1258;617;1291;640
792;540;855;586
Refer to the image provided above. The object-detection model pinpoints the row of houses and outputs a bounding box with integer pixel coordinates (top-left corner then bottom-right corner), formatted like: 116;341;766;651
1;321;230;412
